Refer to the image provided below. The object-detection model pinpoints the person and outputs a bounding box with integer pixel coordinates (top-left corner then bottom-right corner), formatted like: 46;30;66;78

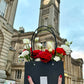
28;75;62;84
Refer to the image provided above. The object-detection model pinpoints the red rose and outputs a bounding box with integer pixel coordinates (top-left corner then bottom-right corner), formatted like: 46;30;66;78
52;49;55;55
56;48;66;55
52;48;66;56
39;51;52;63
31;50;41;59
45;49;50;53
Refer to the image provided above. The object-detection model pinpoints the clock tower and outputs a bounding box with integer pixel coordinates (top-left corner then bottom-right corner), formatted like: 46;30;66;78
39;0;60;35
0;0;18;83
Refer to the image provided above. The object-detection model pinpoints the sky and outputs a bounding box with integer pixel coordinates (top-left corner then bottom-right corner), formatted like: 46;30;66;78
14;0;84;78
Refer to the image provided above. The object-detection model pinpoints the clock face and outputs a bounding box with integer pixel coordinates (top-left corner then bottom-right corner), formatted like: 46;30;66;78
55;0;58;8
0;0;7;17
43;0;50;5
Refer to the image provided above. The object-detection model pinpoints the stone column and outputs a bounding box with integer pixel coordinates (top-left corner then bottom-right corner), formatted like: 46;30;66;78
64;55;67;71
20;69;24;84
0;70;7;84
5;0;18;26
65;77;67;84
67;55;69;72
9;0;18;26
66;55;68;71
70;56;71;73
68;78;71;84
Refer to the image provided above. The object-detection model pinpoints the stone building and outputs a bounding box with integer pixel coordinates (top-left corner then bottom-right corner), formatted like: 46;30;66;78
0;0;83;84
0;0;18;83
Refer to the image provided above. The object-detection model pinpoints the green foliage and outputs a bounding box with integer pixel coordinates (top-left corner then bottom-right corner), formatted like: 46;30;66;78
65;41;72;47
56;53;64;60
70;41;72;45
20;56;24;58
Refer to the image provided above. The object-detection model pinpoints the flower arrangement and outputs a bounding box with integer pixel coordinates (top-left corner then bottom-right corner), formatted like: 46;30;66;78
61;41;72;55
18;39;32;61
18;38;72;63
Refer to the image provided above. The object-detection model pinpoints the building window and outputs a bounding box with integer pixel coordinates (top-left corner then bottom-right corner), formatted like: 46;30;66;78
0;0;7;17
15;70;22;79
44;18;48;26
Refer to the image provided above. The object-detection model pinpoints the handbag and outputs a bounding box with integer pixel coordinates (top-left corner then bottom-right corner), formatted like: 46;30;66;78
24;26;65;84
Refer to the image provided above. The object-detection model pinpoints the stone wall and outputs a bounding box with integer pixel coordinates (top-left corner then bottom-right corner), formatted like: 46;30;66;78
0;24;12;70
64;54;83;84
0;18;13;83
0;70;7;84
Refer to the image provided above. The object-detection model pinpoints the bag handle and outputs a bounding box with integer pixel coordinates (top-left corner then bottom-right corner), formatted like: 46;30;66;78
31;26;57;60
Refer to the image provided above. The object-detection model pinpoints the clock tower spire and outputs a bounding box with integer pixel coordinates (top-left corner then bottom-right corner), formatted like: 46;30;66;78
39;0;60;35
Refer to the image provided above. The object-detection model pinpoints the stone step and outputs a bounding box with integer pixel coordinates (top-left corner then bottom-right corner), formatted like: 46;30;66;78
0;83;4;84
0;70;6;75
0;75;7;79
0;35;3;37
0;79;5;83
0;40;3;42
0;37;3;39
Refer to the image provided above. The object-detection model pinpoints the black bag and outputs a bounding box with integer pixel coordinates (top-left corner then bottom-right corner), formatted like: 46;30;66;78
24;26;65;84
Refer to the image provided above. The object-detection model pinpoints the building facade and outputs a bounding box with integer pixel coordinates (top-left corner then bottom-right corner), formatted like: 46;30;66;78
0;0;83;84
0;0;18;83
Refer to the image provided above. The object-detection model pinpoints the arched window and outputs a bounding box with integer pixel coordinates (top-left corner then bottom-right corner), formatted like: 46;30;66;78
0;30;4;56
0;0;7;17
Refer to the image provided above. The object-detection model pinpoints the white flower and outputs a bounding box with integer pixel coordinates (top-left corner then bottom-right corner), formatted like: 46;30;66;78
23;45;27;49
35;58;41;61
18;54;24;58
61;45;71;55
23;44;31;49
35;43;42;49
47;41;54;50
29;44;31;48
54;56;60;61
23;39;30;44
22;50;29;56
35;37;39;42
48;48;53;52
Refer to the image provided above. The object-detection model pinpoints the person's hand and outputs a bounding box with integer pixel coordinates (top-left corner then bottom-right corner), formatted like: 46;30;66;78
58;75;62;84
28;76;34;84
28;75;62;84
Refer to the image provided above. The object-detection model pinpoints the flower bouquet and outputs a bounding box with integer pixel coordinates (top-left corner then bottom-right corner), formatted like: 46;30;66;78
20;26;67;84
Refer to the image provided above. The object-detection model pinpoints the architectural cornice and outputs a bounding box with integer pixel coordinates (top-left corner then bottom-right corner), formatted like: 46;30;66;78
71;58;83;67
12;30;63;41
12;31;34;37
12;63;25;67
